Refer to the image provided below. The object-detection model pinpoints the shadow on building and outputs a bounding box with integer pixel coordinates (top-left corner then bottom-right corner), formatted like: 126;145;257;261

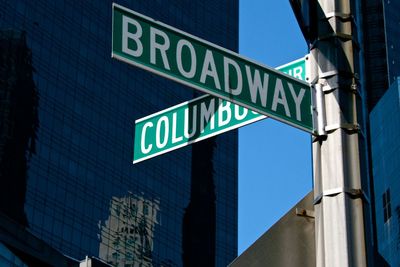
0;30;39;227
182;137;216;267
0;29;78;267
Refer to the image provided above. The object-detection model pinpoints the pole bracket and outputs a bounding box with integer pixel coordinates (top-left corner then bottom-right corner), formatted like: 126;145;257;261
313;83;327;136
296;208;315;218
313;187;369;205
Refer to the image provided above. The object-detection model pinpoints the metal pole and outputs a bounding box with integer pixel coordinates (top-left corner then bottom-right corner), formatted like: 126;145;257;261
311;0;367;266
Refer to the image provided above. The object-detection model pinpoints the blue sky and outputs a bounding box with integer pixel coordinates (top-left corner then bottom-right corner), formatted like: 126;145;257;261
238;1;312;254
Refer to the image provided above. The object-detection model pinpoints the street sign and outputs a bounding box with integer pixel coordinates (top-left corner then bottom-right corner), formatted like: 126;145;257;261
112;4;313;133
133;57;308;163
276;57;308;82
133;95;265;163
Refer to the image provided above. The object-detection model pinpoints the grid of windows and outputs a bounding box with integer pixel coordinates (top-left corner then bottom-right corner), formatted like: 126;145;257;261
383;0;400;85
0;0;238;266
370;78;400;266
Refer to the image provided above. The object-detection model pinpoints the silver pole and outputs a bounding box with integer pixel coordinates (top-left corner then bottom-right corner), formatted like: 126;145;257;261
311;0;367;266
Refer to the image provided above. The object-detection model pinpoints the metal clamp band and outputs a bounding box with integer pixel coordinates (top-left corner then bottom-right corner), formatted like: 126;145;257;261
324;123;360;133
319;70;338;79
313;187;368;205
324;12;352;21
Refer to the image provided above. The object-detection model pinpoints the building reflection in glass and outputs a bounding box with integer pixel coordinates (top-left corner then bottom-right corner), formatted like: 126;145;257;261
99;193;160;267
0;1;238;265
0;30;39;227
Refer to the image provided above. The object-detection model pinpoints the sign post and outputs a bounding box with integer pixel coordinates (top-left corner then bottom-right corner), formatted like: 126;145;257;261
291;1;368;266
112;3;313;133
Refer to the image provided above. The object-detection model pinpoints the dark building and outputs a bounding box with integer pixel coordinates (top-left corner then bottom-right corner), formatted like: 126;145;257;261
0;1;238;266
363;1;400;266
370;78;400;267
362;0;400;111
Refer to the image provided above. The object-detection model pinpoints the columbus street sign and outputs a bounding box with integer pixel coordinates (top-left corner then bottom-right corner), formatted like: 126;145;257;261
276;57;308;82
133;57;309;163
133;95;264;163
112;4;313;133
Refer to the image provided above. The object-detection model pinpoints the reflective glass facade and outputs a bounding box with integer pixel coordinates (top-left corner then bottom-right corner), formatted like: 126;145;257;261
359;1;400;265
0;1;238;266
0;242;28;267
370;78;400;266
363;1;400;266
383;0;400;85
362;0;400;111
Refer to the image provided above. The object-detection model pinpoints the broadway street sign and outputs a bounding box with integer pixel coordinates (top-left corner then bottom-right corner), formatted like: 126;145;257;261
112;4;313;133
133;57;308;163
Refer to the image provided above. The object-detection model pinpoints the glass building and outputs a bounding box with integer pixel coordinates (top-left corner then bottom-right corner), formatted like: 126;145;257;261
383;0;400;87
363;0;400;110
363;0;400;266
0;0;238;266
370;78;400;267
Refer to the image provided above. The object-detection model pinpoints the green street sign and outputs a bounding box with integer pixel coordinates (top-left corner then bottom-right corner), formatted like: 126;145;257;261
112;4;313;133
133;57;308;163
277;57;308;82
133;95;265;163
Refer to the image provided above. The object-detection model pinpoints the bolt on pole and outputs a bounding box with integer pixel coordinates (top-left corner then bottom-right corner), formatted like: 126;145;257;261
310;0;367;266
